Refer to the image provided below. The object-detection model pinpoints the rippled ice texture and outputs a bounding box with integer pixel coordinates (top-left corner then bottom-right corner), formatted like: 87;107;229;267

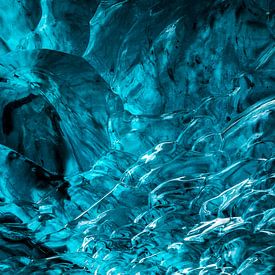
0;0;274;274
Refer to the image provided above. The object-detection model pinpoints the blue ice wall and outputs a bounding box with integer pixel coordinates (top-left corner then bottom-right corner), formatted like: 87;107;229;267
0;0;274;274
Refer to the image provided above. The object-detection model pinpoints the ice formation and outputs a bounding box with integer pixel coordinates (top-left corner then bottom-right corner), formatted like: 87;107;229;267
0;0;274;274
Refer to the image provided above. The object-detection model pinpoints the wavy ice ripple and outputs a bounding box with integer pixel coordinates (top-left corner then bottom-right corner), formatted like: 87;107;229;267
0;0;274;274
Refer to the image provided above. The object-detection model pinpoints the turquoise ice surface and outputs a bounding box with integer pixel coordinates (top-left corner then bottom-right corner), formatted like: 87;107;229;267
0;0;274;274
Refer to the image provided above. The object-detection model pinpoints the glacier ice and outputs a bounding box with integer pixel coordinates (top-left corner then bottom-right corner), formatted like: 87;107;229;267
0;0;274;274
